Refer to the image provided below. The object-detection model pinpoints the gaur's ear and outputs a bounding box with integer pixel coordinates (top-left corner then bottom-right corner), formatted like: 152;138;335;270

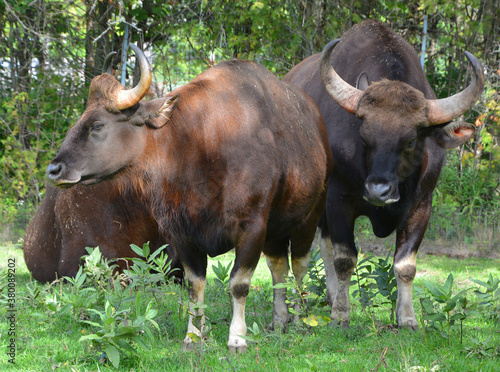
146;93;180;129
356;73;370;91
433;121;476;149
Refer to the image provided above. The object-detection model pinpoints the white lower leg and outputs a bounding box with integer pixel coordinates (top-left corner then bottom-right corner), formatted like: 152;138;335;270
394;254;418;330
228;295;247;352
228;268;254;353
320;238;356;326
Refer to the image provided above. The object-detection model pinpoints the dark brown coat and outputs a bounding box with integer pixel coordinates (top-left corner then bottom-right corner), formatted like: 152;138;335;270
284;20;484;330
23;180;183;283
46;49;333;353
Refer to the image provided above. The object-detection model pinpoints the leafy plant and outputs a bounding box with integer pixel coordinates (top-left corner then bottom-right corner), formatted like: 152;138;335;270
464;336;500;359
23;281;43;308
44;292;72;317
470;274;500;330
352;250;398;321
419;273;470;342
61;266;98;319
124;242;178;291
79;294;160;368
239;321;275;346
211;260;233;309
272;272;330;328
371;251;398;322
307;247;326;299
212;260;231;289
184;300;209;348
82;247;119;290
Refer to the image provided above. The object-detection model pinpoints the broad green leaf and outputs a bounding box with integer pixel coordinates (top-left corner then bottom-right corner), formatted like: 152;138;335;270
115;339;138;355
81;320;103;328
443;300;456;312
421;298;435;314
423;280;447;300
79;333;103;342
273;283;289;289
104;344;120;368
470;278;489;288
443;273;454;295
134;336;149;351
451;313;466;322
142;242;150;258
149;244;169;261
129;244;145;258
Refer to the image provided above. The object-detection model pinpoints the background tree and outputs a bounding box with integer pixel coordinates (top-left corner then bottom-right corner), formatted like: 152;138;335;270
0;0;498;224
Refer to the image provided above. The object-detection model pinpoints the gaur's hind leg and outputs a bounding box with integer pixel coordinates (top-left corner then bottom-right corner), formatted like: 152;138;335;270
227;221;266;354
288;189;327;323
177;246;208;352
265;239;292;330
322;195;357;328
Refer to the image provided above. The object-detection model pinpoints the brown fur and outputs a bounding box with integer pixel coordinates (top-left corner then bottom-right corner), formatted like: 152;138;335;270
23;180;183;283
359;79;428;117
47;58;333;349
88;74;124;112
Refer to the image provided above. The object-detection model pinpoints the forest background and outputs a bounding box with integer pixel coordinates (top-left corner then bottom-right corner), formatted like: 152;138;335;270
0;0;499;247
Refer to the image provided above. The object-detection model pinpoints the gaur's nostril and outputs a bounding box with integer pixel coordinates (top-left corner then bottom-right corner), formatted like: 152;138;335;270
367;182;391;199
46;163;63;180
379;184;392;198
364;179;399;205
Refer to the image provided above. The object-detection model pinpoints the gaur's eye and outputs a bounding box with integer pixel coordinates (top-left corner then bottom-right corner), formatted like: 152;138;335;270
405;138;416;151
90;122;104;133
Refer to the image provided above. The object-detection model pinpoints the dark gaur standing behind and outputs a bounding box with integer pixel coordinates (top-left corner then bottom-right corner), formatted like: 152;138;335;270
284;20;484;330
46;45;333;353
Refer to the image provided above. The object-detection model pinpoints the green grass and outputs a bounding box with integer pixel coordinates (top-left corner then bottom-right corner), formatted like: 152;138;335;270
0;244;499;371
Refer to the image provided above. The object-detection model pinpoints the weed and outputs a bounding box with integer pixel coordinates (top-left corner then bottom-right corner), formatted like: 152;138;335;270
211;260;232;307
124;242;177;290
308;246;326;299
418;273;469;342
82;247;119;291
352;250;398;321
79;293;160;368
463;336;500;359
353;253;380;314
272;272;330;328
470;274;500;330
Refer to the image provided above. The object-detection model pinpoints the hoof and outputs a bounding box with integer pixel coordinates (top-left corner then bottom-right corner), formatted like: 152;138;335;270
228;335;248;354
228;345;248;355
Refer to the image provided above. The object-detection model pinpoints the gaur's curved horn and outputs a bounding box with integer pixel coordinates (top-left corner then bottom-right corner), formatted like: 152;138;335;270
102;51;117;75
116;44;152;110
427;52;484;125
320;39;364;115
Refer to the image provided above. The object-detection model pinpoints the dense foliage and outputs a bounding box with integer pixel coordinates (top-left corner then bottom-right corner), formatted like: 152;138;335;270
0;0;499;215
